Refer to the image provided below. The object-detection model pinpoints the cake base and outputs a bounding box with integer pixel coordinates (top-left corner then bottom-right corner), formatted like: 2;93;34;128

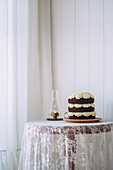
46;118;63;121
63;118;102;123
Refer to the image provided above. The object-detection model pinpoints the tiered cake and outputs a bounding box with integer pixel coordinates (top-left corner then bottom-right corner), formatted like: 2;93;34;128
68;92;96;119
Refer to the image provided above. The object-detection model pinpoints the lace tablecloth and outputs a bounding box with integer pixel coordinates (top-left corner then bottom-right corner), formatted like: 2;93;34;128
18;120;113;170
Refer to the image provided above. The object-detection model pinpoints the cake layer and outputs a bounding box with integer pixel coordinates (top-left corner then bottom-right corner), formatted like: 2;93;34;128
68;103;95;108
68;107;94;112
68;97;94;104
68;115;95;119
68;111;96;117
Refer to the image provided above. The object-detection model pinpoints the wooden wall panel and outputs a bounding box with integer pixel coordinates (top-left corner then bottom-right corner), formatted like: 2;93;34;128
104;0;113;121
61;0;76;114
76;0;90;92
90;0;104;118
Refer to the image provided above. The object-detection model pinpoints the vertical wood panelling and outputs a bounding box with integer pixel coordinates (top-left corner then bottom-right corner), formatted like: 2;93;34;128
104;0;113;121
50;0;113;120
61;0;76;113
76;0;90;92
90;0;104;118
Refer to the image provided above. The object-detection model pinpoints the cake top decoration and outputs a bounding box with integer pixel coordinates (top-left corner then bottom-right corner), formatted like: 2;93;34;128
68;92;94;99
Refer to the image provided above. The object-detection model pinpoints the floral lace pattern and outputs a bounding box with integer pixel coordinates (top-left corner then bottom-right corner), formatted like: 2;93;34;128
18;121;113;170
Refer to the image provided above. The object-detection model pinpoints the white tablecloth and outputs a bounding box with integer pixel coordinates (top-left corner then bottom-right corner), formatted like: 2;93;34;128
18;121;113;170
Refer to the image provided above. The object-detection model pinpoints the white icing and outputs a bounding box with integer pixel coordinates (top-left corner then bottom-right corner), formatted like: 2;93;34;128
83;92;90;99
67;112;96;117
76;92;83;99
68;92;77;99
68;92;94;99
68;103;95;108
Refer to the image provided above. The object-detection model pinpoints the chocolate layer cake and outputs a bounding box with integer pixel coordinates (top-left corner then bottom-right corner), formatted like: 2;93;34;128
68;92;96;119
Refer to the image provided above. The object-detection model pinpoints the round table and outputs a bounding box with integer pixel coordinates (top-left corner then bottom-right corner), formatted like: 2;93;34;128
18;121;113;170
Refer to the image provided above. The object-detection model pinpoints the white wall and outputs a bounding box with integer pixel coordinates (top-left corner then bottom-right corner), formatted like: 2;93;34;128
51;0;113;121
